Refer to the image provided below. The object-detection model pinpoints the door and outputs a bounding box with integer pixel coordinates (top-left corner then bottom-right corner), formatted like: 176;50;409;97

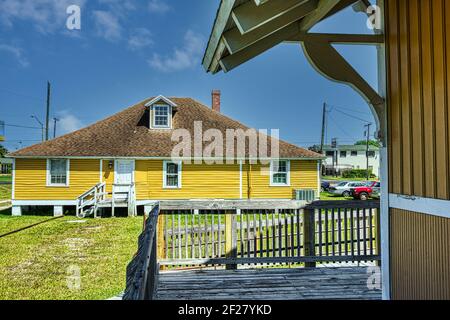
114;160;134;200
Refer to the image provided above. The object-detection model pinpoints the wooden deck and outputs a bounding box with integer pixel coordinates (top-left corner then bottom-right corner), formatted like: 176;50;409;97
156;267;382;300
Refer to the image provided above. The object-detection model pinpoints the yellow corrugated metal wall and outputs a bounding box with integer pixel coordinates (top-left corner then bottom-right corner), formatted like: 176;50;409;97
390;209;450;300
387;0;450;199
386;0;450;299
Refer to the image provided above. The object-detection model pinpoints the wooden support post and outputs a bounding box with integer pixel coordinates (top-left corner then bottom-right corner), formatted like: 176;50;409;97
303;208;316;268
225;210;237;270
375;208;381;267
157;214;166;270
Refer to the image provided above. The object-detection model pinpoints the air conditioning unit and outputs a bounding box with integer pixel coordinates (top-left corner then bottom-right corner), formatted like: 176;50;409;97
295;189;316;202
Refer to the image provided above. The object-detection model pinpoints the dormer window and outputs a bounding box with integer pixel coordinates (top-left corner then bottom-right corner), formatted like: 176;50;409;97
153;105;170;128
145;95;178;130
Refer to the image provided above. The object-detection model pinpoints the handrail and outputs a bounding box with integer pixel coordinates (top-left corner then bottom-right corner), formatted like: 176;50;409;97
157;200;381;269
76;182;106;218
123;204;160;300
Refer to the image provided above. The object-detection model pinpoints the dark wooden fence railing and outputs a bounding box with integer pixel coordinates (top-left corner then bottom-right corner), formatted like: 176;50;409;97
123;204;159;300
123;200;380;300
157;200;381;268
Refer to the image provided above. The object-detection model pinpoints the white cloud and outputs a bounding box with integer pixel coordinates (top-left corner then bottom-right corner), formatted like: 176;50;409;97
92;10;122;42
0;44;29;67
128;28;153;51
148;0;170;14
148;30;205;72
0;0;86;34
57;111;84;135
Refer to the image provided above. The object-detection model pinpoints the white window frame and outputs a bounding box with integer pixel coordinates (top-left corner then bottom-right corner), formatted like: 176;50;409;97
270;160;290;187
163;161;182;189
151;104;172;129
46;159;70;187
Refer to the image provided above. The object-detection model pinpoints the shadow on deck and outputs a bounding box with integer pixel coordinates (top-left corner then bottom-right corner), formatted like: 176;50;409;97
156;267;381;300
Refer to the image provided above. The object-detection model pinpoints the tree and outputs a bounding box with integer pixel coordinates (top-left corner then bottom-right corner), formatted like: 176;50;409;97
0;144;8;158
354;140;381;148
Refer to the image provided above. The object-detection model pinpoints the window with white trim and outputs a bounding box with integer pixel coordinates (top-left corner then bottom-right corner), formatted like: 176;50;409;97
48;159;69;186
270;160;290;186
163;161;181;188
152;105;170;128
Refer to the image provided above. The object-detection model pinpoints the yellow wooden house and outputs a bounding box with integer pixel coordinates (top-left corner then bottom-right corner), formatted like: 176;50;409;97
8;93;322;217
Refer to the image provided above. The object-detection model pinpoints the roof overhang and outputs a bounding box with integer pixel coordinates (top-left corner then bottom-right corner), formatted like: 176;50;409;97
145;95;178;108
202;0;368;74
202;0;387;143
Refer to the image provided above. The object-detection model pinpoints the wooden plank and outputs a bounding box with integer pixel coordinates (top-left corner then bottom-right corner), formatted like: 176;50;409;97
160;199;307;210
156;267;382;300
224;0;319;54
159;254;381;266
231;0;306;34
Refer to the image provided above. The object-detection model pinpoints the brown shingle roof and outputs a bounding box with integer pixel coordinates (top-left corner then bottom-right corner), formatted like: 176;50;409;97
9;97;322;159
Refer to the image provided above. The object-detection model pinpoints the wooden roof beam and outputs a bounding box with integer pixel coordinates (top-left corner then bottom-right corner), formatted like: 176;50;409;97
285;33;384;45
299;0;342;31
202;0;236;72
231;0;308;34
224;0;319;54
219;22;300;72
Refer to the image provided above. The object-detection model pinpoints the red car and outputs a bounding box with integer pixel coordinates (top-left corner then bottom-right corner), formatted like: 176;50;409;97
351;181;381;200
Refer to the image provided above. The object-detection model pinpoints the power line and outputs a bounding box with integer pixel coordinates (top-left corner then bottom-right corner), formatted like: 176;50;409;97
4;123;42;130
327;103;373;116
331;108;373;124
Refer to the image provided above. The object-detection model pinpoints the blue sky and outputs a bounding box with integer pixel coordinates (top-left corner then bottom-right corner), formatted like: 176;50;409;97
0;0;378;151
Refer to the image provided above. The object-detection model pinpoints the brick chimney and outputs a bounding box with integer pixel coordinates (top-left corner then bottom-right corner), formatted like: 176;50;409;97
212;90;221;113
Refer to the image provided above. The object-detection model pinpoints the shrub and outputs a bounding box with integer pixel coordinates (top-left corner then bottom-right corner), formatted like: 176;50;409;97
342;169;375;179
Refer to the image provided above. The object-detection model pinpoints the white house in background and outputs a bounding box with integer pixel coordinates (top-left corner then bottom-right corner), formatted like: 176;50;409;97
322;145;380;178
0;158;12;174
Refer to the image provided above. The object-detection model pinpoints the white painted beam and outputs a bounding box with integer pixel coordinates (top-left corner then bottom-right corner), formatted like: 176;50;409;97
224;0;318;54
232;0;307;34
254;0;270;5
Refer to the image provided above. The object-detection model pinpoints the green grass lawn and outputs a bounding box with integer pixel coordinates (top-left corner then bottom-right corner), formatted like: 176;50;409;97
0;175;12;183
322;176;368;182
0;184;11;201
320;192;353;201
0;211;143;300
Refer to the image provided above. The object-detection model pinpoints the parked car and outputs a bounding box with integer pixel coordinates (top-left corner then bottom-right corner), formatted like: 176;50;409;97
321;181;331;192
351;181;381;200
328;181;366;197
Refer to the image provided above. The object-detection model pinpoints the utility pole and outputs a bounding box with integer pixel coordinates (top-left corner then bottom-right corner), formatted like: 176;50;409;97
45;81;51;141
53;118;59;139
320;102;327;154
365;123;372;180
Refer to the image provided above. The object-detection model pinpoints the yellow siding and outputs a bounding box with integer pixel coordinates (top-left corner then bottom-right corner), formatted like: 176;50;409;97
135;160;241;200
14;158;319;201
14;159;100;200
243;160;318;199
102;160;115;194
